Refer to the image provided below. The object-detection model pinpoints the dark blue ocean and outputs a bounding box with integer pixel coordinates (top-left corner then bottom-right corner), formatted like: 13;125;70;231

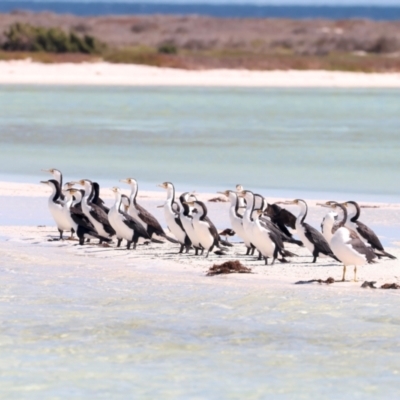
1;1;400;19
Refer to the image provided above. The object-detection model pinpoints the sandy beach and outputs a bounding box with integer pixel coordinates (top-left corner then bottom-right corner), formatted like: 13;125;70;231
2;60;400;87
1;180;399;286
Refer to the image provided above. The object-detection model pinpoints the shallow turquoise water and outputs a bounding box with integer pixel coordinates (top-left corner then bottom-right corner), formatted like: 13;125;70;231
1;85;399;199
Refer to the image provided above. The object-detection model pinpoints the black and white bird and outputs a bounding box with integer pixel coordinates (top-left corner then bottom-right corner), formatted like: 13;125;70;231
218;190;256;255
252;209;296;264
108;187;149;249
184;200;221;257
344;201;396;260
324;201;377;281
78;179;116;241
317;201;340;244
179;192;203;255
279;199;337;263
158;182;191;253
41;179;73;239
121;178;177;244
64;188;112;245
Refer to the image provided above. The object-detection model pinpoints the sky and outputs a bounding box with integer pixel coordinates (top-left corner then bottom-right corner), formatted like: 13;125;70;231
18;0;400;5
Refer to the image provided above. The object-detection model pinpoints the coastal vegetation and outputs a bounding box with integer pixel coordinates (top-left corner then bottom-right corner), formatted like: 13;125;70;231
2;22;104;54
0;12;399;71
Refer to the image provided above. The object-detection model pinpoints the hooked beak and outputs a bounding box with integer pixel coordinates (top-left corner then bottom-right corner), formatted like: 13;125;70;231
40;180;49;185
157;184;165;189
183;201;195;206
41;169;52;173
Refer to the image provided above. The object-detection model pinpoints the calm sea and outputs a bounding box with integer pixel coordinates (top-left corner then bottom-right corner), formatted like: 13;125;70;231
0;85;399;201
1;1;400;19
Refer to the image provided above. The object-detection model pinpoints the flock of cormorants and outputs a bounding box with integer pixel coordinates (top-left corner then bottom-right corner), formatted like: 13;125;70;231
41;168;396;282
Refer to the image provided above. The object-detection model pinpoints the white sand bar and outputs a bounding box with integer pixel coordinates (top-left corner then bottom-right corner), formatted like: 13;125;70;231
1;60;400;87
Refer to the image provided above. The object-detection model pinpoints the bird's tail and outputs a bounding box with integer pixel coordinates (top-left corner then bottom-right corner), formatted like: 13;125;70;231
84;230;112;244
288;238;303;247
329;252;340;262
375;250;396;260
164;234;180;244
281;249;297;258
218;238;233;247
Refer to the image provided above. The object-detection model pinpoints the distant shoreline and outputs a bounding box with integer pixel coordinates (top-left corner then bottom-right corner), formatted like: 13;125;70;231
1;3;400;20
1;60;400;88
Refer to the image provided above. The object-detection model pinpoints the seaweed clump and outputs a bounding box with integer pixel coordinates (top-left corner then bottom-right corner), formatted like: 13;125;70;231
381;283;400;289
206;260;252;276
295;277;335;285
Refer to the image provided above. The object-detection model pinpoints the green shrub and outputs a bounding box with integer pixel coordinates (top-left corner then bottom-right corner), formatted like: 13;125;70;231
158;42;178;55
2;23;104;54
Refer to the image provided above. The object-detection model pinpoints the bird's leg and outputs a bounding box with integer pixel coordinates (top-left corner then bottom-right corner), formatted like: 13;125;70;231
251;247;255;256
195;248;199;256
79;236;84;246
354;266;357;282
69;228;75;239
258;251;262;260
312;251;318;263
127;241;132;250
132;241;137;250
265;257;268;265
58;229;63;240
201;248;205;256
185;246;190;253
178;244;184;253
117;239;122;248
205;251;210;258
342;265;347;282
246;247;250;255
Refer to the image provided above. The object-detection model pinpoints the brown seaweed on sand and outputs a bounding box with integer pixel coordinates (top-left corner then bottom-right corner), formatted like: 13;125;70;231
208;197;227;203
361;281;377;289
380;283;400;289
206;260;252;276
295;277;335;285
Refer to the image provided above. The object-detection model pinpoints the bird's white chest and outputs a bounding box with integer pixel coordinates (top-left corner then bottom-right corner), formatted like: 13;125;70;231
163;205;185;242
252;222;275;257
193;219;214;250
181;215;199;247
48;199;71;230
330;228;367;266
109;207;133;241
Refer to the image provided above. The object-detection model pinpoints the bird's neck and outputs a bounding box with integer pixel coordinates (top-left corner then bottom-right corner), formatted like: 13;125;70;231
297;202;307;224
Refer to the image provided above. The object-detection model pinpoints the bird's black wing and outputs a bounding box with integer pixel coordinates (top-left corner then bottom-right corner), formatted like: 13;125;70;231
136;203;164;235
95;197;110;214
347;230;377;263
121;211;150;238
204;216;221;246
355;221;384;251
70;212;95;230
303;222;333;256
266;204;296;236
90;204;116;236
